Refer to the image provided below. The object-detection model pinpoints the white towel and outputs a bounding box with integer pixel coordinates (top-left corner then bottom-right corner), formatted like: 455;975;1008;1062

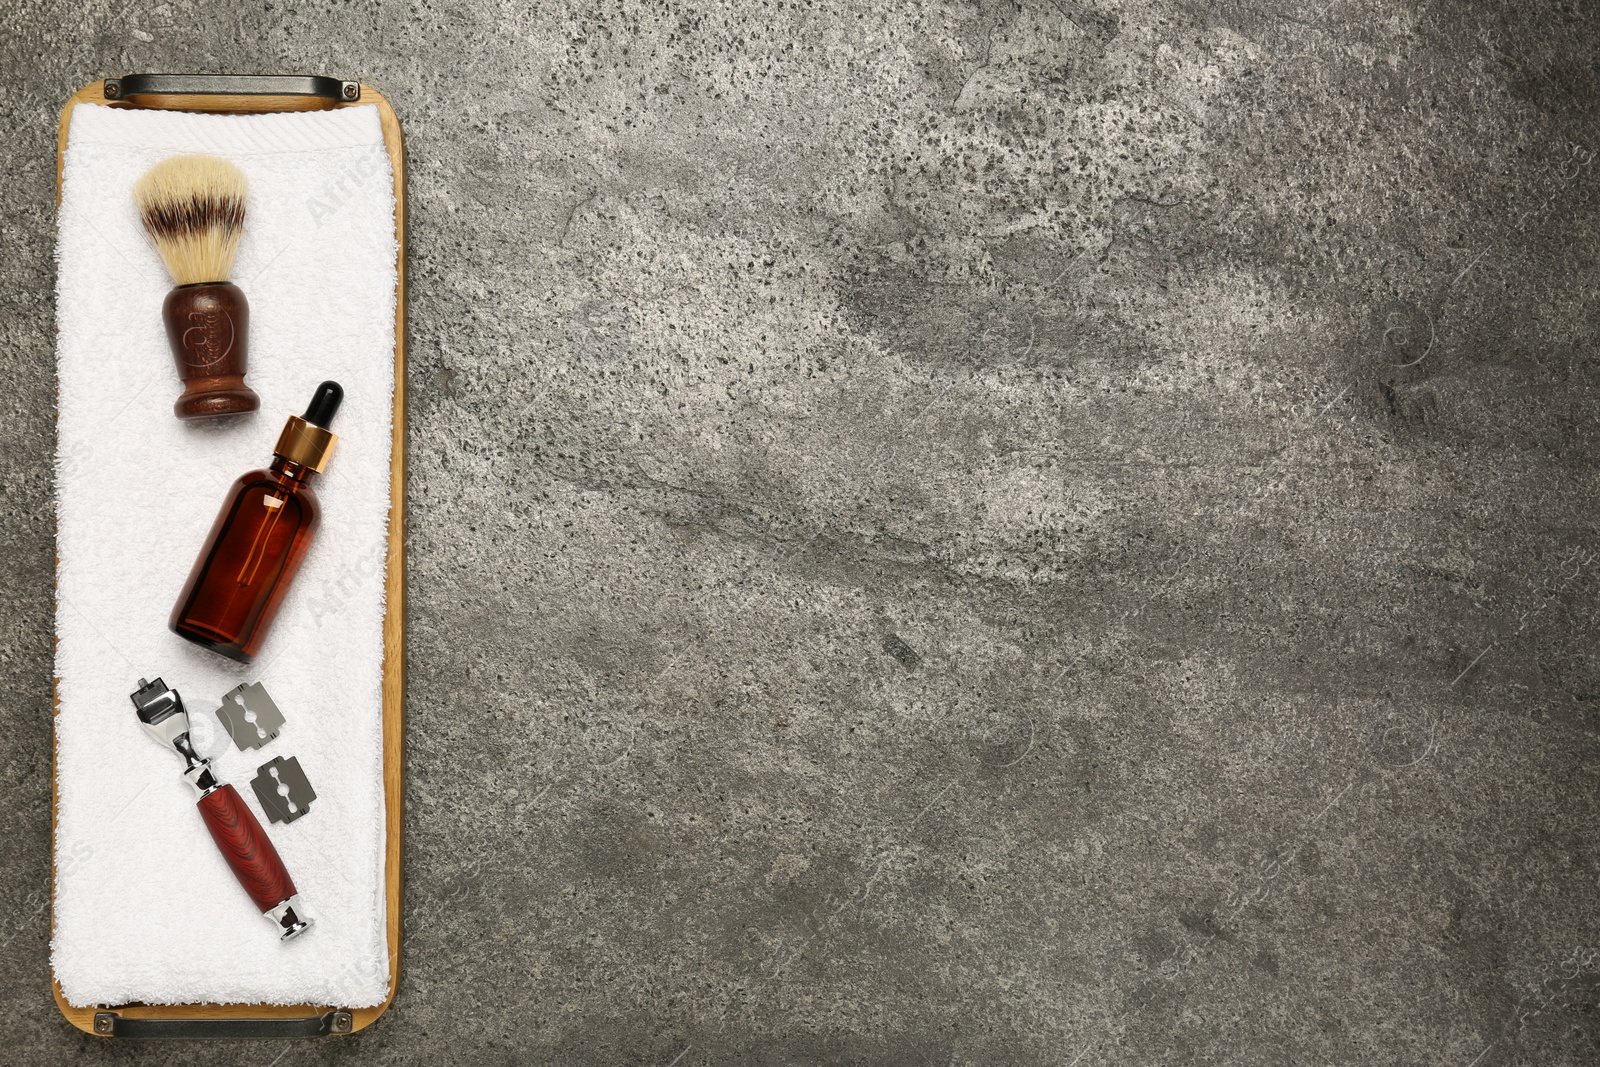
52;103;396;1008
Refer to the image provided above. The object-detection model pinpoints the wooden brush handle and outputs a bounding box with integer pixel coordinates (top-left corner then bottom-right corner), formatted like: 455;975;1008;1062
163;282;259;419
195;784;297;911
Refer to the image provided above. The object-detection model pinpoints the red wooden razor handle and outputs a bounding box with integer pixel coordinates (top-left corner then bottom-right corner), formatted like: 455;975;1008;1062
196;784;297;911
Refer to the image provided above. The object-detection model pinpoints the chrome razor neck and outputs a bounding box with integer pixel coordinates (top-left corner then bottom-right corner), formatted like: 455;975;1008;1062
130;677;221;795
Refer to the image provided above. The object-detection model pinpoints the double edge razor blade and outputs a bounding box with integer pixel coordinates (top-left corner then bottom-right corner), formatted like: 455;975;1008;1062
251;755;316;824
217;681;285;750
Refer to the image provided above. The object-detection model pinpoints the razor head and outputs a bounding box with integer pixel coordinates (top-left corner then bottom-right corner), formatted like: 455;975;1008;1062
131;677;180;723
130;676;191;749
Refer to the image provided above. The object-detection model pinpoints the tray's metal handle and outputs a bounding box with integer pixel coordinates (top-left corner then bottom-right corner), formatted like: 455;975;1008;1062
104;73;359;103
94;1010;354;1039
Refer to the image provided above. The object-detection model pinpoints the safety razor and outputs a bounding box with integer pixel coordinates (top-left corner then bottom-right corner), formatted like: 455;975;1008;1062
130;677;311;940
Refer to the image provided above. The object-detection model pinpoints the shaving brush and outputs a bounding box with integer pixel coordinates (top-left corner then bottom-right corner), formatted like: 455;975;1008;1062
134;154;260;419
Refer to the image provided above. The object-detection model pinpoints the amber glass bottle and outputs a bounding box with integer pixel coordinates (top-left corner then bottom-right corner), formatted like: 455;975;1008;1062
170;382;343;663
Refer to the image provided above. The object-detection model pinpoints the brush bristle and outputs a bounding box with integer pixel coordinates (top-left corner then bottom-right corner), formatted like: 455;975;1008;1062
133;155;248;286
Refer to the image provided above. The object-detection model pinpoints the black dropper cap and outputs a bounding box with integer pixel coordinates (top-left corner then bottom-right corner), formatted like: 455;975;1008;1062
303;381;343;429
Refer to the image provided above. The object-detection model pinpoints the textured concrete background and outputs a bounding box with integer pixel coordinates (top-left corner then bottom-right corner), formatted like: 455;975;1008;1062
2;0;1599;1063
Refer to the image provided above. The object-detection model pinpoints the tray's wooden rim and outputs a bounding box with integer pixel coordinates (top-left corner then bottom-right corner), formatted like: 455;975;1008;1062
49;80;406;1037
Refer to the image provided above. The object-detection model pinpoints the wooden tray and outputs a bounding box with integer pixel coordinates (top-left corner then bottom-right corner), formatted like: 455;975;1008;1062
51;74;405;1040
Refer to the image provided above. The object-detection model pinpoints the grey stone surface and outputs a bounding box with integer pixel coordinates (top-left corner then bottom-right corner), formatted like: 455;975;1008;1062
2;1;1599;1063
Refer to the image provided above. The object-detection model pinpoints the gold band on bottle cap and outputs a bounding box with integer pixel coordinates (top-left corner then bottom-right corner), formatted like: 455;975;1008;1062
273;415;337;472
